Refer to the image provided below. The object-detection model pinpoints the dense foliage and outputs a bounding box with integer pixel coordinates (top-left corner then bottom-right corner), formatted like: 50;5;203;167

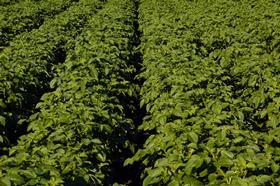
0;0;137;185
0;0;18;6
0;0;279;185
125;0;280;185
0;0;77;50
0;0;103;147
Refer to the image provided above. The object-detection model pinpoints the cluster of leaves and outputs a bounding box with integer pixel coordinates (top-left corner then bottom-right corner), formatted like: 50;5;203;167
125;0;280;185
0;0;138;185
0;0;78;50
0;0;104;148
0;0;19;6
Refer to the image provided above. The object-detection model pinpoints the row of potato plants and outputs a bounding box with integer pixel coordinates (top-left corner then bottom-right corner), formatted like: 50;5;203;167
125;0;280;185
0;0;104;149
0;0;137;185
0;0;78;50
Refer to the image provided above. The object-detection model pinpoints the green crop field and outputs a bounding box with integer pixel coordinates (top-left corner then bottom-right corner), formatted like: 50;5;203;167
0;0;279;185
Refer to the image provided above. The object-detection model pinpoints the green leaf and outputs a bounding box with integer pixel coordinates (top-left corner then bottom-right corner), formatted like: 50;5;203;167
188;143;198;149
182;175;203;186
50;79;57;88
155;158;169;167
256;175;272;183
188;132;198;144
7;173;24;185
271;163;279;173
140;99;145;108
221;150;234;159
264;135;274;144
17;119;26;125
9;148;17;156
124;158;133;166
237;111;244;122
212;102;222;114
267;115;278;128
208;173;217;182
159;115;167;125
167;180;180;186
231;177;250;186
246;162;255;169
260;110;267;119
218;157;234;167
21;170;37;179
199;169;208;177
0;116;6;126
233;136;244;144
0;99;6;109
105;67;109;75
128;88;133;96
149;168;162;178
146;103;152;112
0;177;11;186
143;168;162;186
184;155;203;175
96;153;106;162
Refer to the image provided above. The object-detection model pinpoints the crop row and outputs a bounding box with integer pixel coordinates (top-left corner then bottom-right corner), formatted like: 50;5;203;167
125;0;280;185
0;0;78;50
0;0;137;185
0;0;104;148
